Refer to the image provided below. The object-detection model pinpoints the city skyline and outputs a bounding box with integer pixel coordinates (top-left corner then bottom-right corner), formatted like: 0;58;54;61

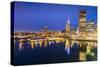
14;1;97;32
12;2;97;65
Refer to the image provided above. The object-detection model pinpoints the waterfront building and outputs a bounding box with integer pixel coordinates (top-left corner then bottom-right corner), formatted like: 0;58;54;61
86;20;97;37
78;10;87;37
66;19;71;36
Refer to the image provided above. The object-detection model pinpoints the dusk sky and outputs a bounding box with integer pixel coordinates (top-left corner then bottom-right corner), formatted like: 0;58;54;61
13;1;97;32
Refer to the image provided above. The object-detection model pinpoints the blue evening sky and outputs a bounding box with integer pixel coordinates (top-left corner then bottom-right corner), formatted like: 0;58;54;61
13;1;97;32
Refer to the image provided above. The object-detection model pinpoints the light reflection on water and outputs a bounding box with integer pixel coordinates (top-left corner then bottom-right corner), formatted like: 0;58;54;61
65;48;70;55
14;39;97;65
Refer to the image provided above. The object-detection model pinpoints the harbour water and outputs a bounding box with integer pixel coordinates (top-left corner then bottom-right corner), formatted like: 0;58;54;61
14;39;97;65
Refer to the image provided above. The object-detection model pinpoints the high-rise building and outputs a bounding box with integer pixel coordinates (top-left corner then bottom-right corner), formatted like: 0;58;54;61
66;19;70;36
78;10;87;37
42;26;48;32
86;20;97;37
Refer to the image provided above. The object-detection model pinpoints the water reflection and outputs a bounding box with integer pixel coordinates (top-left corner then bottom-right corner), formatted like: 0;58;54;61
14;39;97;65
65;48;70;55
